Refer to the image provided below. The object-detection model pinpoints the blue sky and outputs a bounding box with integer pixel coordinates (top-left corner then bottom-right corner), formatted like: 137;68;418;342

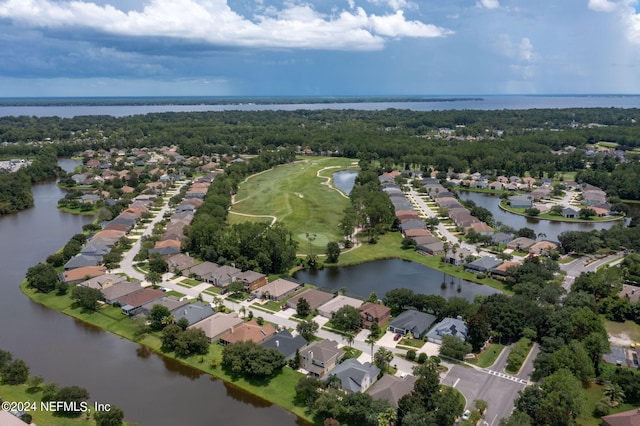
0;0;639;96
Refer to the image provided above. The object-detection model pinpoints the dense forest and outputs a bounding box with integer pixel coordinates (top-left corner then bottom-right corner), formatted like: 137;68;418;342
0;146;59;214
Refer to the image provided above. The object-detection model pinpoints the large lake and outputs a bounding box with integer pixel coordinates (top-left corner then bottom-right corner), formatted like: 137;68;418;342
2;95;640;117
0;159;306;426
294;258;500;301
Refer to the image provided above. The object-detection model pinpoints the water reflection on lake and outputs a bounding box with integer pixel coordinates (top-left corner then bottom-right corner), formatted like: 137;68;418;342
332;170;358;195
294;258;500;300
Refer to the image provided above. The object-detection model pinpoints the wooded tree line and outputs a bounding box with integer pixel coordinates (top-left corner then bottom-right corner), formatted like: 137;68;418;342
183;150;299;274
3;108;640;197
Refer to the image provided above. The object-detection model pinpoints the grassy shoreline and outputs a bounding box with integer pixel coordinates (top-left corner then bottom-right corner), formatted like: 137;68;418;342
19;282;313;424
498;200;624;223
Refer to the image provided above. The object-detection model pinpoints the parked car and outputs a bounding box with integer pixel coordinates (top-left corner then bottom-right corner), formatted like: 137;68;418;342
281;304;289;311
393;333;402;341
461;410;471;420
247;294;257;301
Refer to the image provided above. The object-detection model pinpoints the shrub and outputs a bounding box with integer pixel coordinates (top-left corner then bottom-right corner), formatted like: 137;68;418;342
417;353;428;364
406;349;416;361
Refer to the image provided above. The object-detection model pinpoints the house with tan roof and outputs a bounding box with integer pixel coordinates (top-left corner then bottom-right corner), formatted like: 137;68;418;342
318;295;363;319
601;408;640;426
79;274;126;290
286;288;335;310
101;281;142;304
218;320;276;346
367;374;417;408
253;278;301;300
299;339;345;378
61;265;107;284
189;312;244;342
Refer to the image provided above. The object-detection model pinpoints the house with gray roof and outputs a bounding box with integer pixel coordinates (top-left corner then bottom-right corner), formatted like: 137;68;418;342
140;296;189;316
300;339;345;378
101;281;142;304
286;288;335;310
508;194;533;209
318;295;363;319
323;359;380;393
367;374;417;408
465;256;502;274
261;330;307;360
491;232;513;245
426;317;468;344
253;278;300;300
173;302;215;326
189;312;244;342
388;310;437;339
64;254;101;270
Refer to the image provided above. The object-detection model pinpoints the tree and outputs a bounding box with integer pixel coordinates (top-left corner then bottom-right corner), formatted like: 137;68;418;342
365;333;377;359
297;319;319;341
326;241;341;263
537;369;586;425
367;292;378;303
149;304;172;331
27;374;44;391
222;341;285;377
161;324;182;351
467;307;491;352
604;383;625;406
343;331;355;348
579;207;596;219
174;328;209;357
71;286;102;311
25;262;59;293
295;376;323;408
148;254;169;274
53;385;90;417
94;405;125;426
439;335;472;360
373;347;394;373
145;271;162;286
227;280;245;296
330;305;361;332
1;359;29;385
296;297;311;317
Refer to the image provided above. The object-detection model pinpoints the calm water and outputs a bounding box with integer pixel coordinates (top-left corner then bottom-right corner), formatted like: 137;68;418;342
332;170;358;195
457;191;619;242
293;258;500;301
2;95;640;117
0;159;305;426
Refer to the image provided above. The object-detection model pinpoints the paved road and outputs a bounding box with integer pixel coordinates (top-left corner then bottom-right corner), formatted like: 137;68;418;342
560;251;625;291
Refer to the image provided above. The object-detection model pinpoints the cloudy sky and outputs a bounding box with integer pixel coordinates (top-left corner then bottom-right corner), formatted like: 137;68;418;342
0;0;639;96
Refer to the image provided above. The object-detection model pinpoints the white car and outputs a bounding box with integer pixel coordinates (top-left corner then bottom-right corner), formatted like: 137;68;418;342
461;410;471;421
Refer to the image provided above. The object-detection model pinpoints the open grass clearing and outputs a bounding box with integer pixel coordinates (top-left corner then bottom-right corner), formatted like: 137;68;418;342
230;157;355;250
469;343;505;368
605;320;640;344
577;382;637;426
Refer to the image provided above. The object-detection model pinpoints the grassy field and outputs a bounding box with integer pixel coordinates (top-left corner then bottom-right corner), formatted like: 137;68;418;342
605;320;640;343
20;283;312;422
230;157;357;250
469;343;505;368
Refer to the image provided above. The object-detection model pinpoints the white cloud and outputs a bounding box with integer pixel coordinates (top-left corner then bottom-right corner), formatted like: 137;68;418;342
476;0;500;10
588;0;618;12
0;0;450;51
496;34;537;63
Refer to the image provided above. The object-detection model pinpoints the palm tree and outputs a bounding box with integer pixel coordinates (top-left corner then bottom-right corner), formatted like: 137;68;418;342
343;331;355;348
377;407;397;426
365;333;377;360
604;383;625;406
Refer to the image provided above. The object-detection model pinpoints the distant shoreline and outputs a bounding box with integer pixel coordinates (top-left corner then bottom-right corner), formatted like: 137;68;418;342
0;96;484;107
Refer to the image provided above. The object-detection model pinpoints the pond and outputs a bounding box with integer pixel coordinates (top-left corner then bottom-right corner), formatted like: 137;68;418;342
293;258;500;301
332;170;358;195
458;191;620;242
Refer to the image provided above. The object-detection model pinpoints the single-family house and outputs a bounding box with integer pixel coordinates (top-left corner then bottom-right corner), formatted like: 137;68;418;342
399;219;426;232
119;288;166;316
165;253;198;273
218;320;277;346
235;270;267;292
139;296;189;316
506;237;537;251
173;302;215;326
417;241;445;255
465;222;493;235
443;248;473;266
64;254;101;270
189;312;244;342
101;281;142;304
79;274;126;290
465;256;502;274
508;194;533;209
359;302;391;329
529;241;559;256
367;374;417;408
61;265;106;284
491;261;522;277
403;228;433;238
300;339;345;378
601;408;640;426
318;295;363;319
261;330;308;360
491;232;514;245
426;317;468;344
323;359;380;393
286;288;335;311
562;207;579;218
489;181;503;190
388;310;437;339
252;278;301;301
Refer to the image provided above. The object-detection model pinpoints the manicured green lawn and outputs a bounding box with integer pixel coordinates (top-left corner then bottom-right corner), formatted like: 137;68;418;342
0;383;99;426
165;290;185;298
577;382;637;426
398;338;425;349
20;283;312;422
180;278;202;287
469;343;505;368
230;157;356;250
